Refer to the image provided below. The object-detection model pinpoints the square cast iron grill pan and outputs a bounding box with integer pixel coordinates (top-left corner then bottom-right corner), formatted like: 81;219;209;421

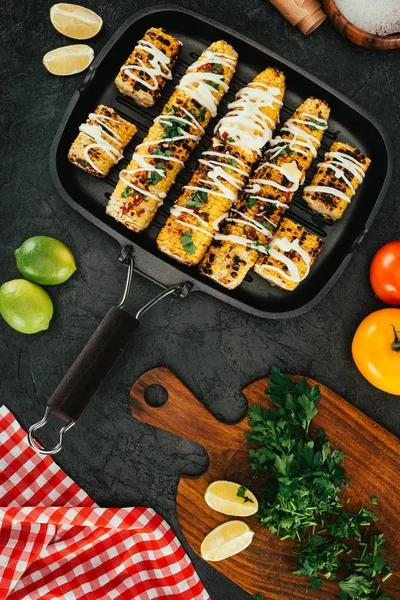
50;4;393;319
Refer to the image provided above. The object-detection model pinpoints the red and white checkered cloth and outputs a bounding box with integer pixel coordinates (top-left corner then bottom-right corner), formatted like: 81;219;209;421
0;406;210;600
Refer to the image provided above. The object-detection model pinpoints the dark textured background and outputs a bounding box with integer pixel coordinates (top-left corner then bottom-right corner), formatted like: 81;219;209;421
1;1;399;598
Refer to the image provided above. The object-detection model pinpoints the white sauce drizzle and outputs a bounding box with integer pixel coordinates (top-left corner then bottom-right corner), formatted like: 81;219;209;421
170;205;210;229
267;111;328;159
213;212;229;231
118;51;235;209
227;209;274;236
188;51;237;71
216;85;282;154
88;113;123;140
241;110;328;208
120;39;173;91
80;121;124;175
326;151;365;181
214;233;269;254
252;160;302;193
305;150;366;201
177;51;236;117
245;192;289;209
181;151;248;210
289;117;328;131
170;206;230;238
301;112;329;124
119;108;203;204
263;237;311;282
204;150;248;169
303;185;352;203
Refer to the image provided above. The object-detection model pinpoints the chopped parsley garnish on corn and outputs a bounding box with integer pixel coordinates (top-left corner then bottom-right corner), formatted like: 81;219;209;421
106;40;238;233
200;97;330;290
156;67;286;267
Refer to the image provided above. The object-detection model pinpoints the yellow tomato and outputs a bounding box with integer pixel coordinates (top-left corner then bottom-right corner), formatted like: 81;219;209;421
352;308;400;395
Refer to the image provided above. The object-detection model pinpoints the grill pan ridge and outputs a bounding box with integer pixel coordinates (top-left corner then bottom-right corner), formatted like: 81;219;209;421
50;4;393;319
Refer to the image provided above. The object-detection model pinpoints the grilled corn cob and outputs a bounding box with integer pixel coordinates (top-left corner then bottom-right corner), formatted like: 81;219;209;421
106;41;238;233
200;97;330;289
114;28;182;108
253;217;323;290
68;105;137;177
156;67;286;265
303;141;371;221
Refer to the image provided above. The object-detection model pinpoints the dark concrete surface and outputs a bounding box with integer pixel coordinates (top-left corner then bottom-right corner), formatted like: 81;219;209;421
1;1;399;598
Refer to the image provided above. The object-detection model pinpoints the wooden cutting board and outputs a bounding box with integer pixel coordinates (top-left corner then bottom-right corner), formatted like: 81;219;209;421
129;367;400;599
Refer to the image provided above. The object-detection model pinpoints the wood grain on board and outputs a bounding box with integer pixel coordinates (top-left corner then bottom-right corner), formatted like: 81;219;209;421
129;367;400;599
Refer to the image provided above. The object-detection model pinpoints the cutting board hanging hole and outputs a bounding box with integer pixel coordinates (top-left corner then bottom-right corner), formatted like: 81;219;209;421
144;384;169;408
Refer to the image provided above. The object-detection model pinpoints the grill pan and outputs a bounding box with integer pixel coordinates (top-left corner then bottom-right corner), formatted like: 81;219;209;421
30;5;392;453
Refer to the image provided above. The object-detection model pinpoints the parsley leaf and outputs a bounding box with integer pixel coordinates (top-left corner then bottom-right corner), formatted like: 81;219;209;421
227;136;236;143
185;190;208;208
206;80;219;90
246;197;259;209
197;107;207;123
148;163;166;186
121;186;131;198
257;220;276;232
270;144;294;162
237;485;254;504
152;147;173;157
161;114;186;139
309;578;323;590
180;230;197;255
338;574;373;597
308;117;320;131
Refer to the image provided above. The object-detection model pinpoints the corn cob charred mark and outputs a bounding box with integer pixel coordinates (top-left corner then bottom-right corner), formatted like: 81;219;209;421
114;28;182;108
200;97;330;289
67;105;137;178
254;217;323;290
303;141;371;221
156;67;286;266
106;41;238;233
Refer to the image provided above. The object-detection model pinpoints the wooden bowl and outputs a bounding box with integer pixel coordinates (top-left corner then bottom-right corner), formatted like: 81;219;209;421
322;0;400;50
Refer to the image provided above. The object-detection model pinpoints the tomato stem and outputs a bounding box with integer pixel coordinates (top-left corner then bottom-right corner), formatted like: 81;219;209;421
391;325;400;352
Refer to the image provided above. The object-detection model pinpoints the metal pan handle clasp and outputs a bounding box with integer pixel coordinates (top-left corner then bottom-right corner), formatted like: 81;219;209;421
28;407;76;455
27;246;192;455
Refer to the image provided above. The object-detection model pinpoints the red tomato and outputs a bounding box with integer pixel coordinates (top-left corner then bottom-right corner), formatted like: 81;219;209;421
370;241;400;305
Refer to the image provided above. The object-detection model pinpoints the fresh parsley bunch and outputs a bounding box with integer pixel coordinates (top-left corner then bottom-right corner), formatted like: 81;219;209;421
247;367;346;540
246;367;392;599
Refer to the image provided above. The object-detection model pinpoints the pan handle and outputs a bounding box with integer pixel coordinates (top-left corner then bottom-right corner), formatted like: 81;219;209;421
28;305;139;452
46;305;140;423
28;246;191;455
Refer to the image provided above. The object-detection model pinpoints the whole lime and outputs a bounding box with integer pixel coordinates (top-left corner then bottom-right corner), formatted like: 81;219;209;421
15;236;76;285
0;279;54;334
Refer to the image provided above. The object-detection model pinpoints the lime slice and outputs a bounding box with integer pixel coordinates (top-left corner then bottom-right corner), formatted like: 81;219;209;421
15;236;76;285
50;3;103;40
43;44;94;76
201;520;254;562
205;481;258;516
0;280;53;334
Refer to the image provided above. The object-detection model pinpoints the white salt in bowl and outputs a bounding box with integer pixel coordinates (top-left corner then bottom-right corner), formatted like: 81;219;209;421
322;0;400;50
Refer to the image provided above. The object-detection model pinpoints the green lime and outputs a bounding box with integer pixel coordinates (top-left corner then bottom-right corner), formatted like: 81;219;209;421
15;236;76;285
0;279;53;334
